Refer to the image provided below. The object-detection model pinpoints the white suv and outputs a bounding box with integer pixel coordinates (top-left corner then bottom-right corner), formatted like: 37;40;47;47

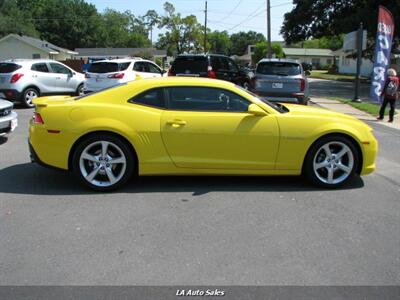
84;58;166;93
0;59;85;107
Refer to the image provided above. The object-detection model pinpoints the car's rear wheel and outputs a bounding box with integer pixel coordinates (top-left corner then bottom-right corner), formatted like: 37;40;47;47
76;83;84;96
304;135;359;188
72;134;134;191
22;87;39;108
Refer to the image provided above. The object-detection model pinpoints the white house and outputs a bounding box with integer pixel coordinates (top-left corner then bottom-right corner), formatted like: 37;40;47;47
283;48;335;69
0;34;77;61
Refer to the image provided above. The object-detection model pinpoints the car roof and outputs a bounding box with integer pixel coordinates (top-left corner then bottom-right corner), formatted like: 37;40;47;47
176;53;229;58
92;58;148;64
257;58;300;64
126;77;236;89
2;59;58;65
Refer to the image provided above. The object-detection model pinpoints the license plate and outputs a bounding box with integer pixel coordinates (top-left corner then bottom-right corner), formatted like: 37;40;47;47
272;82;283;89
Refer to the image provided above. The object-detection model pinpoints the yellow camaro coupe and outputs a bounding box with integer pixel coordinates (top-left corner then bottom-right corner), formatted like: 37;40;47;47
29;77;377;191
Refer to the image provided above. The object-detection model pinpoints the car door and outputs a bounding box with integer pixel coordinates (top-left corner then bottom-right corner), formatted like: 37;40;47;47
160;86;280;170
147;62;164;78
30;63;58;93
49;62;76;92
226;58;242;85
133;61;152;79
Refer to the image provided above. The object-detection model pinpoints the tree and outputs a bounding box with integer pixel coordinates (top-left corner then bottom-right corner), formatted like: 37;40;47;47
208;30;231;55
230;31;266;56
289;35;344;50
281;0;400;52
252;42;284;64
156;2;203;55
143;10;160;45
0;0;38;38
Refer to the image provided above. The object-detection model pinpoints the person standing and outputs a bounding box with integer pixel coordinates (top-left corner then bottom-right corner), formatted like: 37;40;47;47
378;68;399;123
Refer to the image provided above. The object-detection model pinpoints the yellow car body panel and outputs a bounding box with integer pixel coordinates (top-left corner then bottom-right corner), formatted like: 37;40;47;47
29;77;377;178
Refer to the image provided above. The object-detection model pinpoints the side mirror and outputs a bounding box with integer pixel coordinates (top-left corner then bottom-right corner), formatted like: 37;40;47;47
248;103;267;116
161;70;167;75
305;70;311;76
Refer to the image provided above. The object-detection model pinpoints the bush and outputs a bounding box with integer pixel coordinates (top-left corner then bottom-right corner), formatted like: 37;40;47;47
328;65;338;74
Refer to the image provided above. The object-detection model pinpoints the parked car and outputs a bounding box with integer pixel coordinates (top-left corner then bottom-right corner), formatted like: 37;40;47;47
0;99;17;136
0;59;85;108
251;58;310;105
29;77;377;191
168;54;252;89
84;58;165;93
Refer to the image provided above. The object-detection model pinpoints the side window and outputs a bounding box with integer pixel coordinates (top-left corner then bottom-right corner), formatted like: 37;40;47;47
133;62;147;72
227;59;239;72
31;63;49;73
167;87;250;112
147;62;161;74
49;63;71;74
210;56;221;71
218;57;229;71
128;88;165;109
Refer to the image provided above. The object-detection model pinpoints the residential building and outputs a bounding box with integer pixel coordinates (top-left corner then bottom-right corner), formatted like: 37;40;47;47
282;48;335;69
0;34;77;61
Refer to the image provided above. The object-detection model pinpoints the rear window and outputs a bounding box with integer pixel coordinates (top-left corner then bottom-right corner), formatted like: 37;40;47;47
88;62;130;73
0;63;22;73
256;62;301;76
171;56;208;74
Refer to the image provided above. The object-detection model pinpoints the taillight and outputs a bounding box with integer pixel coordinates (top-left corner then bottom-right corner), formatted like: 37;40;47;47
107;73;124;79
207;66;216;79
10;73;24;83
85;73;90;78
167;68;174;76
299;79;305;92
33;112;44;124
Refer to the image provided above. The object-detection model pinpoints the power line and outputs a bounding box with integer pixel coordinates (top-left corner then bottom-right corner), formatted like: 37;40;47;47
226;3;266;31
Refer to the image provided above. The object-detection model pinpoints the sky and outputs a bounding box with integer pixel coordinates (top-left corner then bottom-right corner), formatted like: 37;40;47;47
86;0;295;42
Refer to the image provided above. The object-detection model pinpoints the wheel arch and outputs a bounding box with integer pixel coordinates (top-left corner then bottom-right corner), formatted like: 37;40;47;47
68;130;139;174
22;85;41;95
302;132;363;175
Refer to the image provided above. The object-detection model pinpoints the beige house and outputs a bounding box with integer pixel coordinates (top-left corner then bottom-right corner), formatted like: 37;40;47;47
0;34;77;61
283;48;335;69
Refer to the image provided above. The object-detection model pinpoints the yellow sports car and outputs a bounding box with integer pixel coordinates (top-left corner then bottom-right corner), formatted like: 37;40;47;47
29;77;377;191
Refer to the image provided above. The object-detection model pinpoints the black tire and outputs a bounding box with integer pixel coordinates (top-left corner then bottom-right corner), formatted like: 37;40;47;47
21;87;39;108
72;133;135;191
76;83;84;96
303;135;359;188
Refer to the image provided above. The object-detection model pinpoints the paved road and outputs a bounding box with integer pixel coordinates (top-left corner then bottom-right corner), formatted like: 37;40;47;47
309;78;400;108
0;107;399;285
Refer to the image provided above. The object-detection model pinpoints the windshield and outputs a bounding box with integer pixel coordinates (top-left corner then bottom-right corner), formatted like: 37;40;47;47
0;63;22;73
88;62;130;73
256;62;301;76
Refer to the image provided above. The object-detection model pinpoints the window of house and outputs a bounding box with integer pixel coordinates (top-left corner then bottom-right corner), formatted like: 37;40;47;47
32;54;41;59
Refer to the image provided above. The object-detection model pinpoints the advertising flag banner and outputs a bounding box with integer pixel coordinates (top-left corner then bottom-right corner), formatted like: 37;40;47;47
370;6;395;103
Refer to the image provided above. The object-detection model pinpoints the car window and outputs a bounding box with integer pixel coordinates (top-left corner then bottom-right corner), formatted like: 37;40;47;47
88;62;130;73
227;59;239;72
170;56;208;75
256;62;301;76
128;88;165;109
167;87;250;112
0;63;21;73
210;56;221;71
218;57;229;71
133;62;147;72
49;63;71;74
31;63;49;73
147;62;161;74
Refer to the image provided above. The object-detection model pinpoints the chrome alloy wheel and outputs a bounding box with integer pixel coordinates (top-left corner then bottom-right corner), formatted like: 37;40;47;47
25;90;38;106
79;141;127;187
313;141;354;185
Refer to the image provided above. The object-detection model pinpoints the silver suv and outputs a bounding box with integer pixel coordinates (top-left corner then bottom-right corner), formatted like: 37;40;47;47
0;59;85;107
251;58;310;105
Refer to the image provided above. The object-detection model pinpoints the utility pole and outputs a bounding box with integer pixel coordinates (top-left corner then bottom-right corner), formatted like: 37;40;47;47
204;1;208;53
353;22;363;103
266;0;272;58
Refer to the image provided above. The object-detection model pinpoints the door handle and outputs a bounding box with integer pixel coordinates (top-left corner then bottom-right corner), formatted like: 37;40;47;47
167;119;187;127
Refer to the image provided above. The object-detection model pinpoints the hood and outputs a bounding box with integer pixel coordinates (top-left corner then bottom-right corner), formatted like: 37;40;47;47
0;99;13;109
284;103;358;121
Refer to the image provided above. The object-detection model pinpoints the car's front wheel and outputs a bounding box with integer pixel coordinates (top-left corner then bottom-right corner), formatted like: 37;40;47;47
72;134;134;191
304;135;359;188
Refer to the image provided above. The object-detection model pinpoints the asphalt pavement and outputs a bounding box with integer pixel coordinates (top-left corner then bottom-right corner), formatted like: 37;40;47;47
0;103;399;286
